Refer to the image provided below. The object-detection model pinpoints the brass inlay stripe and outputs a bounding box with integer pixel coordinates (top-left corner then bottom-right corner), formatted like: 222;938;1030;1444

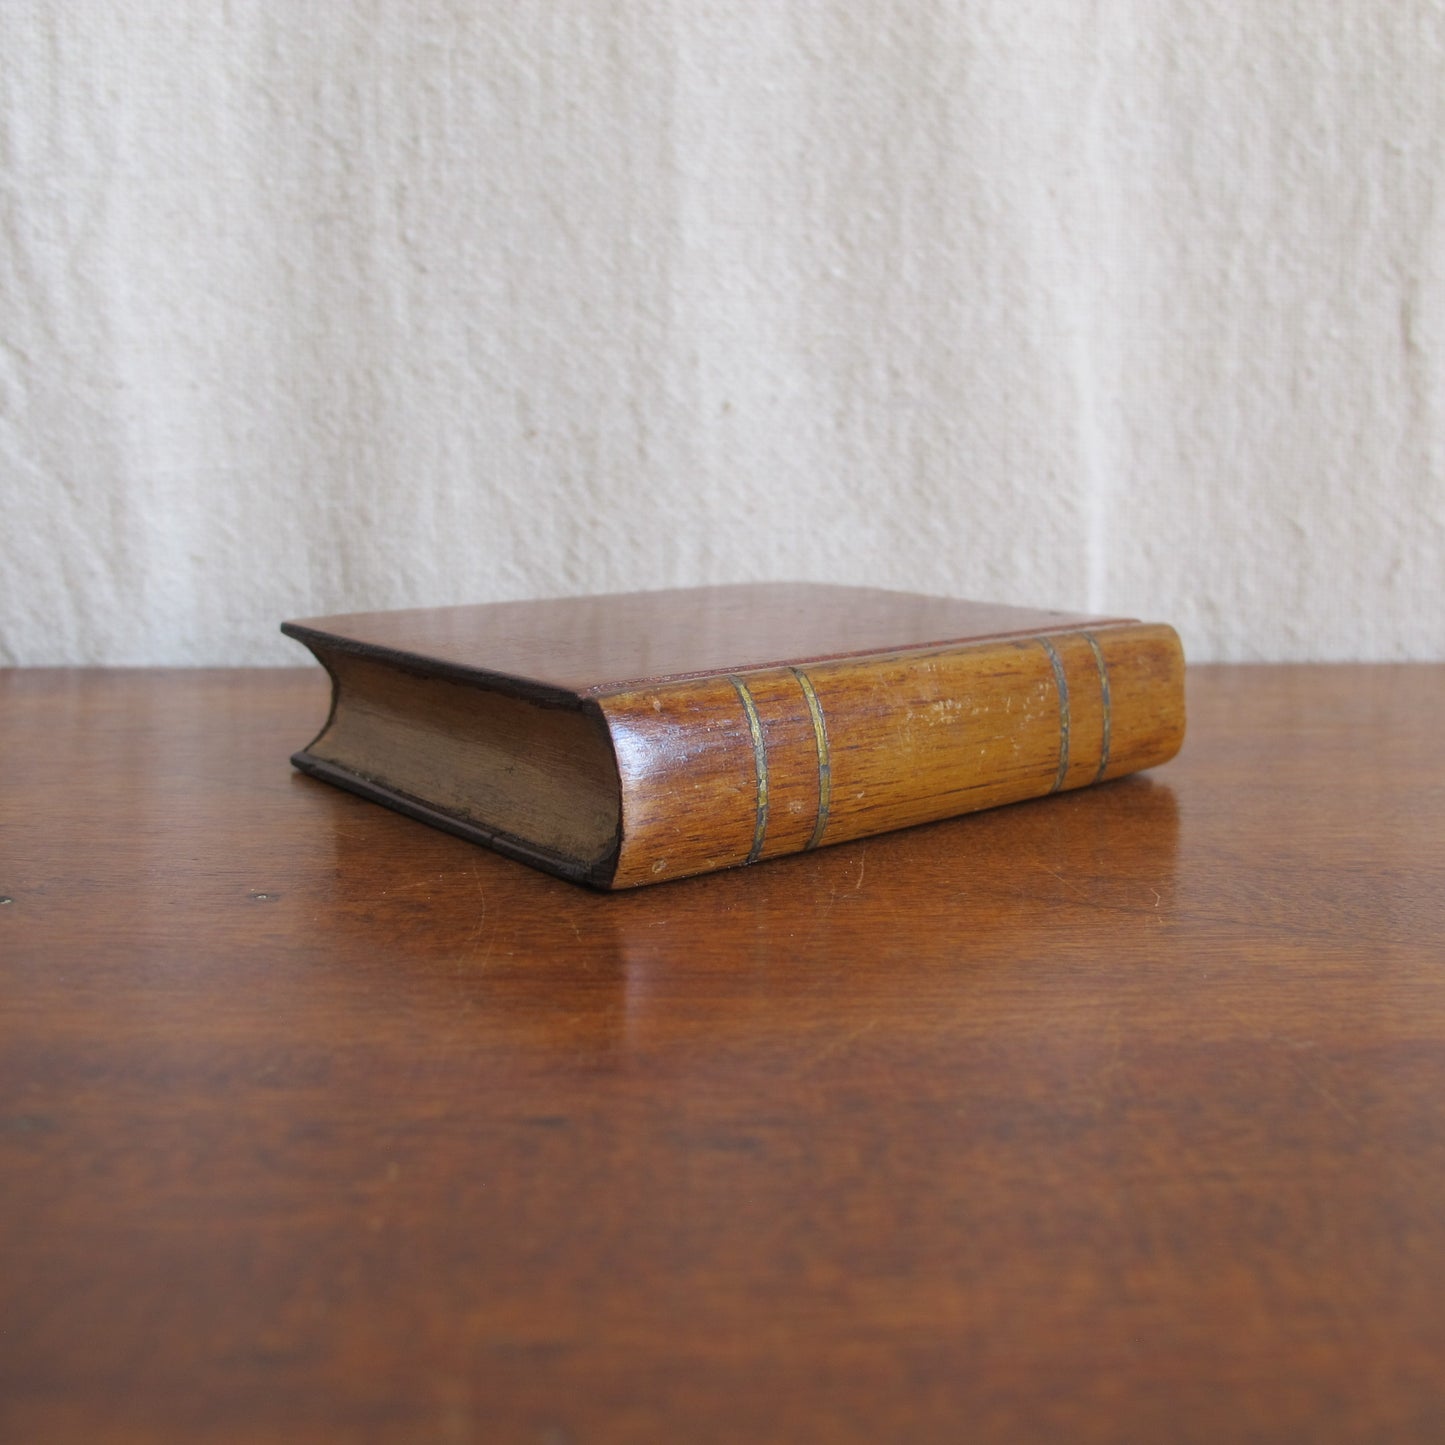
729;674;770;864
790;666;832;850
1038;636;1070;794
1082;631;1112;784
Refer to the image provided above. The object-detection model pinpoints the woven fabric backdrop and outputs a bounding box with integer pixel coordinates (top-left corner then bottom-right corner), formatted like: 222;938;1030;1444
4;2;1443;663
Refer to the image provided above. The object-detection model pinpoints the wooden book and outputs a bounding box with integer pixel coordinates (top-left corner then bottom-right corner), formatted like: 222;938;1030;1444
282;583;1185;889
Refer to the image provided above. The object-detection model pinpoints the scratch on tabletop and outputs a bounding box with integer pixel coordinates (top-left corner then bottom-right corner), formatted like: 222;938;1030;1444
377;874;441;897
459;861;493;970
823;847;870;905
1043;866;1091;902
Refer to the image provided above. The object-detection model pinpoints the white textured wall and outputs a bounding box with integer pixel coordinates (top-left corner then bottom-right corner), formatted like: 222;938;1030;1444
3;2;1443;664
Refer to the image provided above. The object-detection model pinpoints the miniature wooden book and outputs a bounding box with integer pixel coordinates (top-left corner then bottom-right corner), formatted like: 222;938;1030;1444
282;583;1185;888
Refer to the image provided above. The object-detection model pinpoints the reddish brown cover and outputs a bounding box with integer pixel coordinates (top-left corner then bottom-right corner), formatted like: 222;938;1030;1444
282;582;1128;696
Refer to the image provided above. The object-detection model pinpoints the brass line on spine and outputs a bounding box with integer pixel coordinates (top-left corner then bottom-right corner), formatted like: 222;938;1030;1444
729;674;770;864
790;666;832;850
1038;636;1070;794
1082;631;1112;784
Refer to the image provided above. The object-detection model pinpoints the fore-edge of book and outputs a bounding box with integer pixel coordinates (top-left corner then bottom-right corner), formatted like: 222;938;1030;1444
282;582;1185;889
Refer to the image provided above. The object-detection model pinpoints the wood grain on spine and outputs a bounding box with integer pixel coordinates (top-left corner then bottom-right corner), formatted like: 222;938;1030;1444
600;625;1183;888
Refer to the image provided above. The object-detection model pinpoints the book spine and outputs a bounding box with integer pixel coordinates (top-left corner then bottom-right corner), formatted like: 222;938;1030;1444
595;624;1184;888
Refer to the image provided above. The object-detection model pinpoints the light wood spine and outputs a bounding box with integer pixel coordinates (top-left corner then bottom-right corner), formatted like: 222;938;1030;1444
743;668;830;861
603;674;762;887
1094;623;1186;781
600;624;1183;888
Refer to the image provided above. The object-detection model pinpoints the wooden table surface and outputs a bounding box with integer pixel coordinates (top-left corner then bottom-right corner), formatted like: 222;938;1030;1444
3;664;1444;1444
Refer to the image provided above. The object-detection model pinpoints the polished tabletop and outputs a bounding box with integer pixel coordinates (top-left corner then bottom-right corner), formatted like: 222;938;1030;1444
3;664;1444;1443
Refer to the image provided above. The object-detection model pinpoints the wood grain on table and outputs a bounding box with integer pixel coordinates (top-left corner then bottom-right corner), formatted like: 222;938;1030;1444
2;665;1444;1444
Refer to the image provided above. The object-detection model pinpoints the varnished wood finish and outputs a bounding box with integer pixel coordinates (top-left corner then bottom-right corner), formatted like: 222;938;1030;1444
601;624;1184;886
284;583;1129;694
286;586;1183;887
4;665;1445;1443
